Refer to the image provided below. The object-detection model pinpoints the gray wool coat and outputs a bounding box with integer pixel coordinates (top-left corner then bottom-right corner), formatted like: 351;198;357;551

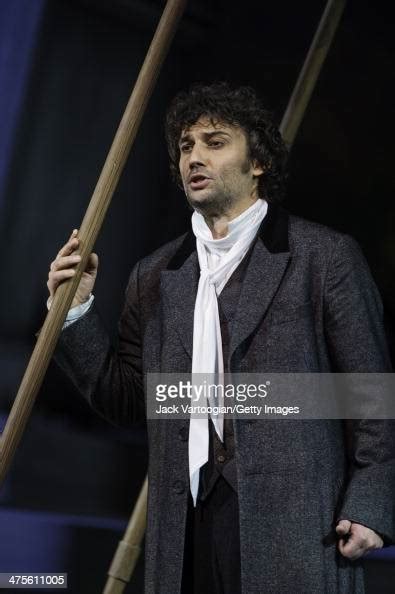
55;203;395;594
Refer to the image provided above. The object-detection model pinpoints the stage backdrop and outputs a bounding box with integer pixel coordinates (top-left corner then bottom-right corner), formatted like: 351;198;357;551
0;1;394;592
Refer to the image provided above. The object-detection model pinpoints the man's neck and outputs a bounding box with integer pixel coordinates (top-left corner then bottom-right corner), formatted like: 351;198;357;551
203;197;259;239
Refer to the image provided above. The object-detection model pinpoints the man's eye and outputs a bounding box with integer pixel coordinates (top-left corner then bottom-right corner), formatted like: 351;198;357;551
208;140;224;148
180;144;192;152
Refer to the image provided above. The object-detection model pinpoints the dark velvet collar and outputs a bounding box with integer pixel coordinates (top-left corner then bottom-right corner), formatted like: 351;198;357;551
166;202;289;271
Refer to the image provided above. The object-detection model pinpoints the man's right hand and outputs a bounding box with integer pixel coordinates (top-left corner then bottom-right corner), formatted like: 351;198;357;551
47;229;99;309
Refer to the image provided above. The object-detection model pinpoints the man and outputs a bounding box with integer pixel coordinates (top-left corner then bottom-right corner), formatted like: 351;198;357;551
48;83;394;593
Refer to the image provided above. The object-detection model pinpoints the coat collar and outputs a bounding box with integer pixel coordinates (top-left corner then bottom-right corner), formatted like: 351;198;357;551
160;202;291;363
166;202;289;271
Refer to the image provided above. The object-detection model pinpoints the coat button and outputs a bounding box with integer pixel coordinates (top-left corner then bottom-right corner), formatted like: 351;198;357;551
217;454;226;463
178;426;188;441
173;480;185;494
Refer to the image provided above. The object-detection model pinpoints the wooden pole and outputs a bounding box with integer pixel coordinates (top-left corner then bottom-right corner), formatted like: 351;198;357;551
101;2;347;592
0;0;187;485
280;0;346;149
102;477;148;594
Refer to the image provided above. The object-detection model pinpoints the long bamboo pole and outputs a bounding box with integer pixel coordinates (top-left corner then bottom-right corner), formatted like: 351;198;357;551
0;0;187;485
101;2;347;593
103;477;148;594
280;0;346;149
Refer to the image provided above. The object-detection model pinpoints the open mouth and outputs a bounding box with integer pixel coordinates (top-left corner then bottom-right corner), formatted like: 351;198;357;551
189;174;211;190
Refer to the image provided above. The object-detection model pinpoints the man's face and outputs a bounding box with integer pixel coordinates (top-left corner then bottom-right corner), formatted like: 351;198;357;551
178;117;263;216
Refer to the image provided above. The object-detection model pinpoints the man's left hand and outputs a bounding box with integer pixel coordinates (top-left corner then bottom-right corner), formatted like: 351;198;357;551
336;520;383;560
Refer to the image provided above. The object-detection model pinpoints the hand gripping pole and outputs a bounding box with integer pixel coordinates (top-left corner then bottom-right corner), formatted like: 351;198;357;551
0;0;187;485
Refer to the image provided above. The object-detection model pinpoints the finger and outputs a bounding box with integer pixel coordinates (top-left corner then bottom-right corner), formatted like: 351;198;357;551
66;228;78;241
56;240;79;258
338;538;365;560
46;280;54;296
49;269;76;285
85;253;99;274
51;254;82;272
47;272;72;295
336;520;352;536
57;230;80;258
338;544;365;560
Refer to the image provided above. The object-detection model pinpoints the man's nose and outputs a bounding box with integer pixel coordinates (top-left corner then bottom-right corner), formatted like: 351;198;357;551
188;143;206;168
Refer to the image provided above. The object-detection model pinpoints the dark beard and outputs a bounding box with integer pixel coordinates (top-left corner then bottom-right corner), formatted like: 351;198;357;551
185;189;236;218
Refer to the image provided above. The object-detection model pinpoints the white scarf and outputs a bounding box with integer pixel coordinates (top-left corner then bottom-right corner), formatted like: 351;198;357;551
189;198;267;504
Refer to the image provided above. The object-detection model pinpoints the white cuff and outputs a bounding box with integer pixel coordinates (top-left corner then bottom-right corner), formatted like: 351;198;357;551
47;294;95;329
64;294;94;327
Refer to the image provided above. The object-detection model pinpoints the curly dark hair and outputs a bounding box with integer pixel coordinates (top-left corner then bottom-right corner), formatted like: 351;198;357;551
165;82;288;203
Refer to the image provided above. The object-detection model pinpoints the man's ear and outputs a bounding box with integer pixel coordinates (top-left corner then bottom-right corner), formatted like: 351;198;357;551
252;159;265;178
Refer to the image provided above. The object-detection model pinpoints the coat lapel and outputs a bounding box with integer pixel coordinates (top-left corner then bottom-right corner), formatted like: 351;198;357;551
159;203;291;363
229;203;291;361
160;232;198;360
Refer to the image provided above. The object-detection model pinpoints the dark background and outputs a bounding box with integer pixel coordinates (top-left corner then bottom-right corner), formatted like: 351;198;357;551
0;0;394;592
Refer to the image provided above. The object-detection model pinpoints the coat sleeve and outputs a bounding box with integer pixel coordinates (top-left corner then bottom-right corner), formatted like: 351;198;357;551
323;234;395;543
53;261;145;426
